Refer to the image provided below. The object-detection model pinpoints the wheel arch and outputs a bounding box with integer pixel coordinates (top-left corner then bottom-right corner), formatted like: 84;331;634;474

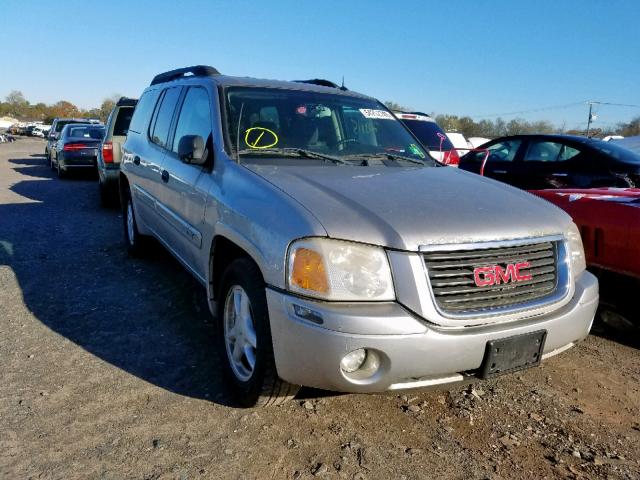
207;231;268;316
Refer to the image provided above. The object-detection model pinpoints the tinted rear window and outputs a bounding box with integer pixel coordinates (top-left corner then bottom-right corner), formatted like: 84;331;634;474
401;119;454;151
590;140;640;164
55;120;85;133
113;107;134;136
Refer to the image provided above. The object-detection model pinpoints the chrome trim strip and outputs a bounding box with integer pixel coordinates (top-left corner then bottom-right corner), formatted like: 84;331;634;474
419;234;564;252
132;183;155;209
541;342;574;360
155;201;203;249
420;235;571;320
388;374;464;390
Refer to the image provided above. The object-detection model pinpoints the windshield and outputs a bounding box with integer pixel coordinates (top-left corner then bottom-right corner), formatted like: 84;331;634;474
400;118;454;151
224;87;432;166
590;139;640;164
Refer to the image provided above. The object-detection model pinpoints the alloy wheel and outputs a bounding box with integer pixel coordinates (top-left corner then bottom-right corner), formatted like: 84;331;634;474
223;285;258;382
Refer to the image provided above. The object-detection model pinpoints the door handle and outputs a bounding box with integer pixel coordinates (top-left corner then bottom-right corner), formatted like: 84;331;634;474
161;170;170;183
551;173;568;177
494;169;507;174
133;155;140;166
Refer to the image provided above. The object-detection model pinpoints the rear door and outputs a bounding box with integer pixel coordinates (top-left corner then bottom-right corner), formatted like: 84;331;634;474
122;88;174;228
517;139;592;189
154;85;214;279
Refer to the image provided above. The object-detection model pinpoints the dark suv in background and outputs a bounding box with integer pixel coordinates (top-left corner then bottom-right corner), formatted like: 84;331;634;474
98;97;137;206
394;111;460;165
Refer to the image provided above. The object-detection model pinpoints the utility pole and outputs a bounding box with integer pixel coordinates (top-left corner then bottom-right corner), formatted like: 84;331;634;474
586;101;599;137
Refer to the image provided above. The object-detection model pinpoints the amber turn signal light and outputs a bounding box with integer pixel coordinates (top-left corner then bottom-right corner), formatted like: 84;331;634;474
290;248;329;293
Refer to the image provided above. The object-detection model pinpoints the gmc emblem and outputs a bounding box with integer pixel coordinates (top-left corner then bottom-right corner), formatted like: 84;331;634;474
473;262;532;287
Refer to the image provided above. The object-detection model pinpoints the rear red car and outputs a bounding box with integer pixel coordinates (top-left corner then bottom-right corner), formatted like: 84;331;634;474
533;188;640;326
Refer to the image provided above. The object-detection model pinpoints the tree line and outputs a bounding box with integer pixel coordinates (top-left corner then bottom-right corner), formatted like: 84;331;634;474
0;90;120;124
2;91;639;139
384;101;640;139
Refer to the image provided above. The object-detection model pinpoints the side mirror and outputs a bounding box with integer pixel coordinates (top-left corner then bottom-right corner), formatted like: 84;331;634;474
177;135;206;165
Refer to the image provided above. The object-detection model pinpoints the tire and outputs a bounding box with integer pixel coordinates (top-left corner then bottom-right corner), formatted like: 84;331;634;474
56;159;66;179
217;258;300;407
99;179;117;208
123;187;147;256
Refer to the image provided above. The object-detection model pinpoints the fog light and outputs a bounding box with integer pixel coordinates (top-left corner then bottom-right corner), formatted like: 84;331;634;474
340;349;367;373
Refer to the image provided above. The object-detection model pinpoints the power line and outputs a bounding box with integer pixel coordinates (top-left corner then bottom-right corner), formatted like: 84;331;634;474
470;101;587;119
589;101;640;109
470;100;640;120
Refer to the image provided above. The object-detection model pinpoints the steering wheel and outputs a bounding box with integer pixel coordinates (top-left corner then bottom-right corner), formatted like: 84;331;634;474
336;138;361;147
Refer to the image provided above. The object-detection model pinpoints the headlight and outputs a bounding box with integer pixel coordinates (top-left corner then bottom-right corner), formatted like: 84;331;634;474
287;238;395;301
566;222;586;278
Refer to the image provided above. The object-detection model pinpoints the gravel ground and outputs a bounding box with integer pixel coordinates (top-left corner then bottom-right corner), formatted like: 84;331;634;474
1;138;639;480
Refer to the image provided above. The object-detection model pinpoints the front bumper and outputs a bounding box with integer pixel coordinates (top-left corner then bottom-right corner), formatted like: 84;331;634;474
267;271;598;392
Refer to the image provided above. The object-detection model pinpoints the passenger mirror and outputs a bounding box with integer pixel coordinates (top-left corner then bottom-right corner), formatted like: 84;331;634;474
177;135;206;165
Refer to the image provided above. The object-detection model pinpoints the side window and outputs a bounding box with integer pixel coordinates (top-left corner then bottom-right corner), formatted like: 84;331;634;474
558;145;581;162
172;87;212;154
524;141;563;162
468;139;521;162
128;90;157;134
150;87;181;149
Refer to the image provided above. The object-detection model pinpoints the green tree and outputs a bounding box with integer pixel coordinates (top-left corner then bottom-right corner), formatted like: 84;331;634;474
4;90;29;117
384;101;410;112
617;116;640;136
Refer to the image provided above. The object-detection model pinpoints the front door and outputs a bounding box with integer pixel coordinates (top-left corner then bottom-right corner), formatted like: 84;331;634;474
155;86;214;280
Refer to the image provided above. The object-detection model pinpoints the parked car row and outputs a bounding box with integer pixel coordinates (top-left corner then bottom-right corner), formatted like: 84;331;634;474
47;65;636;407
45;117;102;161
6;123;51;137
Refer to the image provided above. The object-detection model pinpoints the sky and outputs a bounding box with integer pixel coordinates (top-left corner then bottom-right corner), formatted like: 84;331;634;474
1;0;639;130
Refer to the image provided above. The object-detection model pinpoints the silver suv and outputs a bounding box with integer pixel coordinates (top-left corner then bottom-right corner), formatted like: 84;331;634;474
120;66;598;407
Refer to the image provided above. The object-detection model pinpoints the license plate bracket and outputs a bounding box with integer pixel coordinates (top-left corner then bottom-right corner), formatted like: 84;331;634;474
479;330;547;379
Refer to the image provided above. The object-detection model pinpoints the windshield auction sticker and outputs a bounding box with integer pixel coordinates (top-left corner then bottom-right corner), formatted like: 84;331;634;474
359;109;395;120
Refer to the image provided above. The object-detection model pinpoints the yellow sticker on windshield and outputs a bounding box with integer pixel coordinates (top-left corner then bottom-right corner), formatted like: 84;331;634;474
244;127;279;149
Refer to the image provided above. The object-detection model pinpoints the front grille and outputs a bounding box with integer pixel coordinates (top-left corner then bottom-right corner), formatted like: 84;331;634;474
423;241;558;314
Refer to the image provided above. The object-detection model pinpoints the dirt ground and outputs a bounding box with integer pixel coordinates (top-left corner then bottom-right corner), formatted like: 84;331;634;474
1;138;639;480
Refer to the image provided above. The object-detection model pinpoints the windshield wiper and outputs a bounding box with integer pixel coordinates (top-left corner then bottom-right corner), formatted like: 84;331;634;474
236;147;348;165
344;152;427;166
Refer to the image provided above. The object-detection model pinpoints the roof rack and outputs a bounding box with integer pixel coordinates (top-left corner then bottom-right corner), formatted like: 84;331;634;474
294;79;348;91
116;97;138;107
150;65;220;86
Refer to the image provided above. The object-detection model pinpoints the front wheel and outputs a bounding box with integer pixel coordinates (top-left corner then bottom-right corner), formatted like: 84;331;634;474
218;258;300;407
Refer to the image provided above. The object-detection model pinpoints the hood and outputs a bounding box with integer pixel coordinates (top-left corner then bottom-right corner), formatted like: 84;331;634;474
246;164;572;251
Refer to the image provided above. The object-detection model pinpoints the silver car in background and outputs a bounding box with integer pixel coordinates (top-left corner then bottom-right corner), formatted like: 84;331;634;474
120;66;598;407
